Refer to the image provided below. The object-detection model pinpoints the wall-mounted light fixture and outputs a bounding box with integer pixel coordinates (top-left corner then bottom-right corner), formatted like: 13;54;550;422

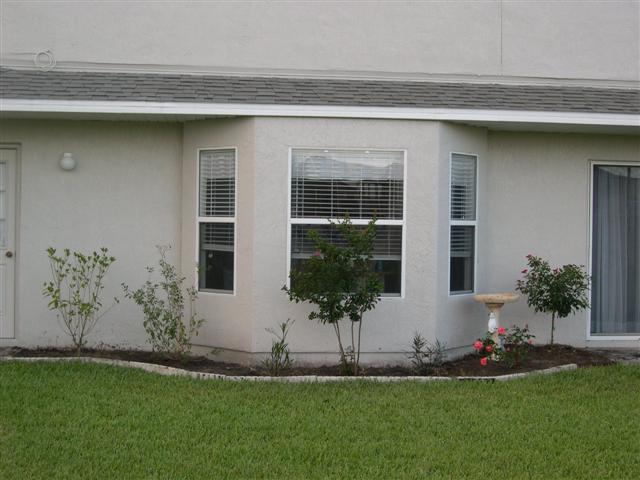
60;152;77;171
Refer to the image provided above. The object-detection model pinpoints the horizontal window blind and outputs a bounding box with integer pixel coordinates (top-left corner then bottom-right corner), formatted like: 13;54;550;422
450;226;474;258
199;149;235;217
200;222;234;252
291;224;402;260
450;153;477;221
291;149;404;220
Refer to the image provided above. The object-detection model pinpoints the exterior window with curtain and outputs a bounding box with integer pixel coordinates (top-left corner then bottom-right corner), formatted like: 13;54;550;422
591;164;640;335
198;148;235;293
290;148;405;296
449;153;477;294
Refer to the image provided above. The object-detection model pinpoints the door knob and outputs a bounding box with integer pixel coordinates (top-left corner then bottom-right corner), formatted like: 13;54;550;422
5;251;13;258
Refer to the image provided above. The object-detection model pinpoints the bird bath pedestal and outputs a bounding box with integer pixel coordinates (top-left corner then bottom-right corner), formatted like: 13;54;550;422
473;293;520;346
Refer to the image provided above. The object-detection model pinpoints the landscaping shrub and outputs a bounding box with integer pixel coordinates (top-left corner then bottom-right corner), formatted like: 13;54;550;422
123;245;204;360
43;247;118;354
283;216;382;376
263;319;294;376
474;325;535;368
406;332;446;375
516;255;590;344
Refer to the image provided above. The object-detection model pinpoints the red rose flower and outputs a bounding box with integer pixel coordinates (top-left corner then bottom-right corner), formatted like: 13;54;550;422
498;326;506;335
480;357;488;366
486;345;493;353
473;340;483;350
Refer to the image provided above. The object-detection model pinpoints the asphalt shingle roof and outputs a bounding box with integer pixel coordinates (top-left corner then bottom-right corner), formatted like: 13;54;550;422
1;67;638;114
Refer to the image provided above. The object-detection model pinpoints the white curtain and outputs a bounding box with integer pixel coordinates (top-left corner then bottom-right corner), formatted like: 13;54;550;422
591;165;640;334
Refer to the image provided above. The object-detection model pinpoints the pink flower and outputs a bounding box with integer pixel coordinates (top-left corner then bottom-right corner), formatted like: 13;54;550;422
312;250;322;257
473;340;483;350
528;339;534;344
486;345;493;353
480;357;488;366
498;326;506;335
521;269;528;274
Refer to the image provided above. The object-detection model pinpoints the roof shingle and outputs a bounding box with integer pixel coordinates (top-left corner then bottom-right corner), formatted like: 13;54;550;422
1;68;638;114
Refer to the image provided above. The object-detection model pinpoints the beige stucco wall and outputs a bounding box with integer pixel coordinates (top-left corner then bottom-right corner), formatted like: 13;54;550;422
0;120;183;349
436;123;490;351
181;118;256;356
483;131;640;348
2;1;638;82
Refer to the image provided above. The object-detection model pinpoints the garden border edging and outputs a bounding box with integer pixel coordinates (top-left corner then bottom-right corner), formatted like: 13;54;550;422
1;356;578;382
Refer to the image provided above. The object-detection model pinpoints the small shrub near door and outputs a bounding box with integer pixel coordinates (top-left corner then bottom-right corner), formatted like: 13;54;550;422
516;255;590;344
123;245;204;360
43;247;118;354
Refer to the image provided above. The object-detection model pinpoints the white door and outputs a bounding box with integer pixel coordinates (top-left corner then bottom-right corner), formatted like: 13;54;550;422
0;148;16;338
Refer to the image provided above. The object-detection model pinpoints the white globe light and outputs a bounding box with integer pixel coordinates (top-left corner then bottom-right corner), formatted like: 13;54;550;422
60;152;76;171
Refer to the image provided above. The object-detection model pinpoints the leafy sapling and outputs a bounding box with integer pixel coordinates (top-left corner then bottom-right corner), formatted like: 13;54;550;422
516;255;590;344
283;216;382;376
123;245;204;361
43;247;118;354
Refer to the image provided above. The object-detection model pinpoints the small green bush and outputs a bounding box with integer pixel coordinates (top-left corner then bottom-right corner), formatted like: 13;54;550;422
283;216;382;376
516;255;590;344
43;247;118;354
263;319;294;376
123;245;204;360
406;332;446;375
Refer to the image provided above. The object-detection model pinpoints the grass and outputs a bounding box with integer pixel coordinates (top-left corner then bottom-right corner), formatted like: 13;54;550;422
1;362;639;479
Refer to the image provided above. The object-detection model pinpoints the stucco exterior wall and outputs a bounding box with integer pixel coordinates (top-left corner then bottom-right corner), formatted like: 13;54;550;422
2;1;638;82
181;118;256;356
484;132;640;348
250;117;441;364
436;123;490;352
0;120;183;349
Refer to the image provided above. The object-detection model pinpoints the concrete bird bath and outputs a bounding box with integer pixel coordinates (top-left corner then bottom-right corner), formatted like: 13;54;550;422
474;293;520;346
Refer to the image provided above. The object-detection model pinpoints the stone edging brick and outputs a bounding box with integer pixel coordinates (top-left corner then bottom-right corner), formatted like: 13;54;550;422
1;356;578;382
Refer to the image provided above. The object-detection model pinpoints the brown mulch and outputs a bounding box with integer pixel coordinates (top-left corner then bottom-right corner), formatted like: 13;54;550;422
9;344;614;377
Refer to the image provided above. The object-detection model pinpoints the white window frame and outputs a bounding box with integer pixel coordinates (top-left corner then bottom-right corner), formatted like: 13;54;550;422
286;147;408;299
586;159;640;341
195;146;238;295
448;151;478;296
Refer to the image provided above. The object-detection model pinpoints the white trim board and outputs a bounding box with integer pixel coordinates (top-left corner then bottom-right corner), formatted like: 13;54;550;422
1;99;639;127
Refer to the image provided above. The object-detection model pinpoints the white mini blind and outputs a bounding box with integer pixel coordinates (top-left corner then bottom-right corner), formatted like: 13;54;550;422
291;149;404;220
199;149;235;217
291;224;402;260
200;223;234;252
450;154;477;221
450;226;474;258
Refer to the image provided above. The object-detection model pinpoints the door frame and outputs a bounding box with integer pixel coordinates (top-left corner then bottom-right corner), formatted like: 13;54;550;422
0;144;20;341
586;159;640;341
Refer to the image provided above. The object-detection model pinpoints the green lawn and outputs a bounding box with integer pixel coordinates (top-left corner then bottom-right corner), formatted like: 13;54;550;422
1;362;639;479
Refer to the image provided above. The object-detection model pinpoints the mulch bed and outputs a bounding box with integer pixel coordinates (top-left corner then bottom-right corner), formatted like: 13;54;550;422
9;344;614;377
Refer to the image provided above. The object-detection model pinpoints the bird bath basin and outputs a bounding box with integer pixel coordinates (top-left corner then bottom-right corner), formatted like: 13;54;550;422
474;293;520;346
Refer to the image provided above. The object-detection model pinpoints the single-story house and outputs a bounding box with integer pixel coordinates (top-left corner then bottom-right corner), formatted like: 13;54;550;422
0;67;638;364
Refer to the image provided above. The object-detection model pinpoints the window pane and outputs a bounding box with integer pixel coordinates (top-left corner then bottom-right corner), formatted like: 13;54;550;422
291;149;404;220
591;165;640;334
451;154;477;221
450;225;474;293
199;149;235;217
199;222;234;291
291;223;402;295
